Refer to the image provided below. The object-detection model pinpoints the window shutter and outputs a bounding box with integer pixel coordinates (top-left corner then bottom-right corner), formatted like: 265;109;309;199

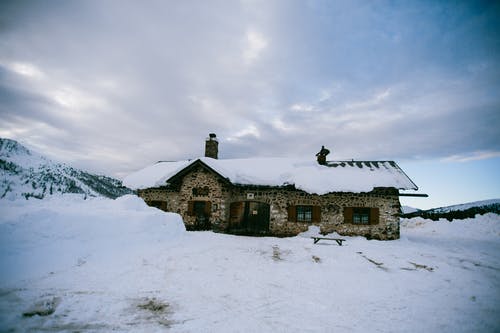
204;201;212;216
312;206;321;223
344;207;353;223
188;201;194;216
230;202;243;222
288;205;297;222
370;208;379;224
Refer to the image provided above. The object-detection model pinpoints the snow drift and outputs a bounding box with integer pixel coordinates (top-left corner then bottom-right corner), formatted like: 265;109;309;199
0;195;185;287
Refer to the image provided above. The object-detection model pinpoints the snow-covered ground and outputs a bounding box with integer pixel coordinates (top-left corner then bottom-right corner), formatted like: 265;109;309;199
1;195;499;332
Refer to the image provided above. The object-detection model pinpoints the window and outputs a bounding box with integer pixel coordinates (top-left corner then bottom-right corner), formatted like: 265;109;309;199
288;205;321;223
353;208;370;224
344;207;379;225
297;205;313;222
192;186;209;196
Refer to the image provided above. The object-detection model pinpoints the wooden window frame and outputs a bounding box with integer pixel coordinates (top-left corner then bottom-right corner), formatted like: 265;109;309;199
344;207;379;225
288;205;321;223
297;205;313;222
353;208;370;224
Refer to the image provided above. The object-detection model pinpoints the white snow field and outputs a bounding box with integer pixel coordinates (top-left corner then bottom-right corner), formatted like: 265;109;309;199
1;195;499;332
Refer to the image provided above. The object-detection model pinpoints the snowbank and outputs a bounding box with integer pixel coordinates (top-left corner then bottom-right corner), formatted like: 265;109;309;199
401;213;500;240
0;195;185;287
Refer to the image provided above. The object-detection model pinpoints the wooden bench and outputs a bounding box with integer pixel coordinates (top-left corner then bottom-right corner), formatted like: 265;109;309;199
311;237;346;246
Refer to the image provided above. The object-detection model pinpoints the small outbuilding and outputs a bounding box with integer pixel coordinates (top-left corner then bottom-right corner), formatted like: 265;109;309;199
124;134;421;240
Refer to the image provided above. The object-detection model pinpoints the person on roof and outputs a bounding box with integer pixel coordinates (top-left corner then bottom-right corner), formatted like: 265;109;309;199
316;146;330;165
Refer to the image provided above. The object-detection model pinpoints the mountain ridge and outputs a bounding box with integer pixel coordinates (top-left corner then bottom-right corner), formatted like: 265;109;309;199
402;198;500;221
0;138;132;200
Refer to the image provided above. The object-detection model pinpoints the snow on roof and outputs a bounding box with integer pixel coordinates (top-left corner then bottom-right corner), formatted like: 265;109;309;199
123;160;193;190
123;157;418;194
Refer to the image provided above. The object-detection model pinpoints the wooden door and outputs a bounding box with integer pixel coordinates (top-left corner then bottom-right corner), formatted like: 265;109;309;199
245;202;270;233
229;201;270;235
188;200;212;230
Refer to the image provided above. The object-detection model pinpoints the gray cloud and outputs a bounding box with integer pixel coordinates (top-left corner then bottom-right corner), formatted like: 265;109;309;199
0;0;499;177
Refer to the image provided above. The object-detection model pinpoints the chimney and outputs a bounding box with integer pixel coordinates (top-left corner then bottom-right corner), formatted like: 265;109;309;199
315;145;330;165
205;133;219;159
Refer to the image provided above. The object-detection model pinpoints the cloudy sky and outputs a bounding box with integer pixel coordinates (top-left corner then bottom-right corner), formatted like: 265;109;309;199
1;0;499;208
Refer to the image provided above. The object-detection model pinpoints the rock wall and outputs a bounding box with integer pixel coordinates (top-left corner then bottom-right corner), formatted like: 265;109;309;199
177;165;229;230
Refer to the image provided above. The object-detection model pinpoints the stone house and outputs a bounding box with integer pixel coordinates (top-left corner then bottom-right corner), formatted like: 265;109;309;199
124;134;422;240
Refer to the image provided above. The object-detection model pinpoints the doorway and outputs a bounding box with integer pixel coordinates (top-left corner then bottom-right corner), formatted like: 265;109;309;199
229;201;270;235
188;200;212;230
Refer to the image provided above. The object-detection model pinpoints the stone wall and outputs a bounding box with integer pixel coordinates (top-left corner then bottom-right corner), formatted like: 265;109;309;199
320;191;400;240
225;187;400;239
176;165;229;230
137;169;402;240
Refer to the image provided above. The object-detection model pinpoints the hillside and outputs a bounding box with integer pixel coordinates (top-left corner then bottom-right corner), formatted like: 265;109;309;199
402;199;500;221
0;138;132;199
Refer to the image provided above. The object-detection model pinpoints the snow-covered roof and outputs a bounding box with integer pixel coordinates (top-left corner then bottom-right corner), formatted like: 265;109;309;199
123;157;418;194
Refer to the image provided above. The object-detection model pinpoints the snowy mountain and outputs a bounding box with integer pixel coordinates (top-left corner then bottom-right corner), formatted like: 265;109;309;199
401;205;420;214
0;138;132;199
402;198;500;221
429;199;500;213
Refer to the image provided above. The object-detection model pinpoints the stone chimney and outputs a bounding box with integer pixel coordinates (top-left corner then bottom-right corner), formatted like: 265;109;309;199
205;133;219;159
315;145;330;165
